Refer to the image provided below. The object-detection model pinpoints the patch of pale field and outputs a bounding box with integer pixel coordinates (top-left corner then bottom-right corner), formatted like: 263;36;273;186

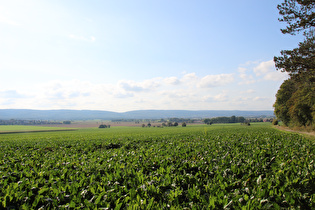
34;121;162;128
35;121;200;128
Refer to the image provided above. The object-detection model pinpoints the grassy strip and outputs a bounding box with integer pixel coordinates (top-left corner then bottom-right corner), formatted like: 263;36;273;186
273;125;315;140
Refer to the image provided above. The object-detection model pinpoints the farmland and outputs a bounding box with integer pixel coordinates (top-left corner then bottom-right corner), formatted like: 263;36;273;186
0;123;314;209
0;125;77;134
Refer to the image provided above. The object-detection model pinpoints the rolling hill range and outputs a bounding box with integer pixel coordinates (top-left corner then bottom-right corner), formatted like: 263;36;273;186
0;109;274;121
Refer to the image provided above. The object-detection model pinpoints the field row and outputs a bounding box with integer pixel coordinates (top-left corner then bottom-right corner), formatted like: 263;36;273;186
1;124;314;209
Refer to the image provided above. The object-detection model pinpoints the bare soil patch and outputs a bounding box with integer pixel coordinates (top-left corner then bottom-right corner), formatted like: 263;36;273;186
35;121;194;128
34;121;156;128
0;129;77;134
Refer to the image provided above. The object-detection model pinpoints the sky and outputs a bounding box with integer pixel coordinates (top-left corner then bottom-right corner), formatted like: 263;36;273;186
0;0;305;112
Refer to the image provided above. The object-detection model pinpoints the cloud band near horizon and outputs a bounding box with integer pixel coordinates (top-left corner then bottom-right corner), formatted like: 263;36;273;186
0;60;288;112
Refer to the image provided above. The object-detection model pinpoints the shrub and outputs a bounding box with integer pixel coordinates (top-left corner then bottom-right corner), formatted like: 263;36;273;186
167;122;173;127
241;122;250;126
272;119;279;125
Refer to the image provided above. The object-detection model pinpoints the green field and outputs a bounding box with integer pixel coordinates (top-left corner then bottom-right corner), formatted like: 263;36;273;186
0;125;76;134
1;123;314;209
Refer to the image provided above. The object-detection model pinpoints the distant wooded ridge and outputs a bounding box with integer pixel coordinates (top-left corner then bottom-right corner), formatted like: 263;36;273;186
0;109;274;121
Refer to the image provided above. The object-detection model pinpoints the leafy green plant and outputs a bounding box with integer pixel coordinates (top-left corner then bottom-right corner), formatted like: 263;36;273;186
0;124;314;208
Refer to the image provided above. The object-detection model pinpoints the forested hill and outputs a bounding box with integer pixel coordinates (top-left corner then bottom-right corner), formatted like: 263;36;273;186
0;109;274;121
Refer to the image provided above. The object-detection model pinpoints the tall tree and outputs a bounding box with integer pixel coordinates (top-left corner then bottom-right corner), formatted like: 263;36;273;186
274;0;315;128
274;35;315;80
277;0;315;36
274;79;296;126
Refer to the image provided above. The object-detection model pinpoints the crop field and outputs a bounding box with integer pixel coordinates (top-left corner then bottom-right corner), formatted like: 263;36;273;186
0;125;76;134
0;123;314;209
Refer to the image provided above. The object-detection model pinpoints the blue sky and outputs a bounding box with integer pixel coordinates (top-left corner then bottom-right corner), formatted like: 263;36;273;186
0;0;304;112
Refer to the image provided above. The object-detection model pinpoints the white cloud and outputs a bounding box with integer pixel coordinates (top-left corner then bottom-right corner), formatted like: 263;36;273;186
253;96;269;101
238;74;255;84
160;89;196;99
198;74;234;88
112;91;134;98
180;73;198;85
237;60;288;84
118;78;161;92
203;92;228;102
262;71;289;81
168;73;235;89
238;67;247;73
182;73;198;81
0;90;27;98
119;81;146;92
34;80;94;102
213;93;228;101
164;77;180;85
253;60;288;81
254;60;274;76
239;74;249;80
238;66;256;85
0;69;280;111
243;60;260;66
241;89;255;94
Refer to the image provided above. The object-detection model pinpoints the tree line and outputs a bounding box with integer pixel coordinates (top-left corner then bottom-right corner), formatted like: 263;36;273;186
203;116;246;125
273;0;314;128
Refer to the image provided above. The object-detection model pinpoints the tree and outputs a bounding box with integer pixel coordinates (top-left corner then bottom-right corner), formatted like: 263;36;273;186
237;116;246;123
231;115;236;123
275;0;315;80
274;79;296;126
204;118;212;125
182;122;187;127
167;122;173;127
272;119;279;125
173;122;178;127
274;0;315;128
277;0;315;36
274;36;315;79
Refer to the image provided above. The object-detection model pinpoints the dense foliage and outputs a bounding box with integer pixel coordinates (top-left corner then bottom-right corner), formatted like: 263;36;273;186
274;0;315;128
204;116;246;125
1;124;314;209
99;125;111;129
277;0;315;36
